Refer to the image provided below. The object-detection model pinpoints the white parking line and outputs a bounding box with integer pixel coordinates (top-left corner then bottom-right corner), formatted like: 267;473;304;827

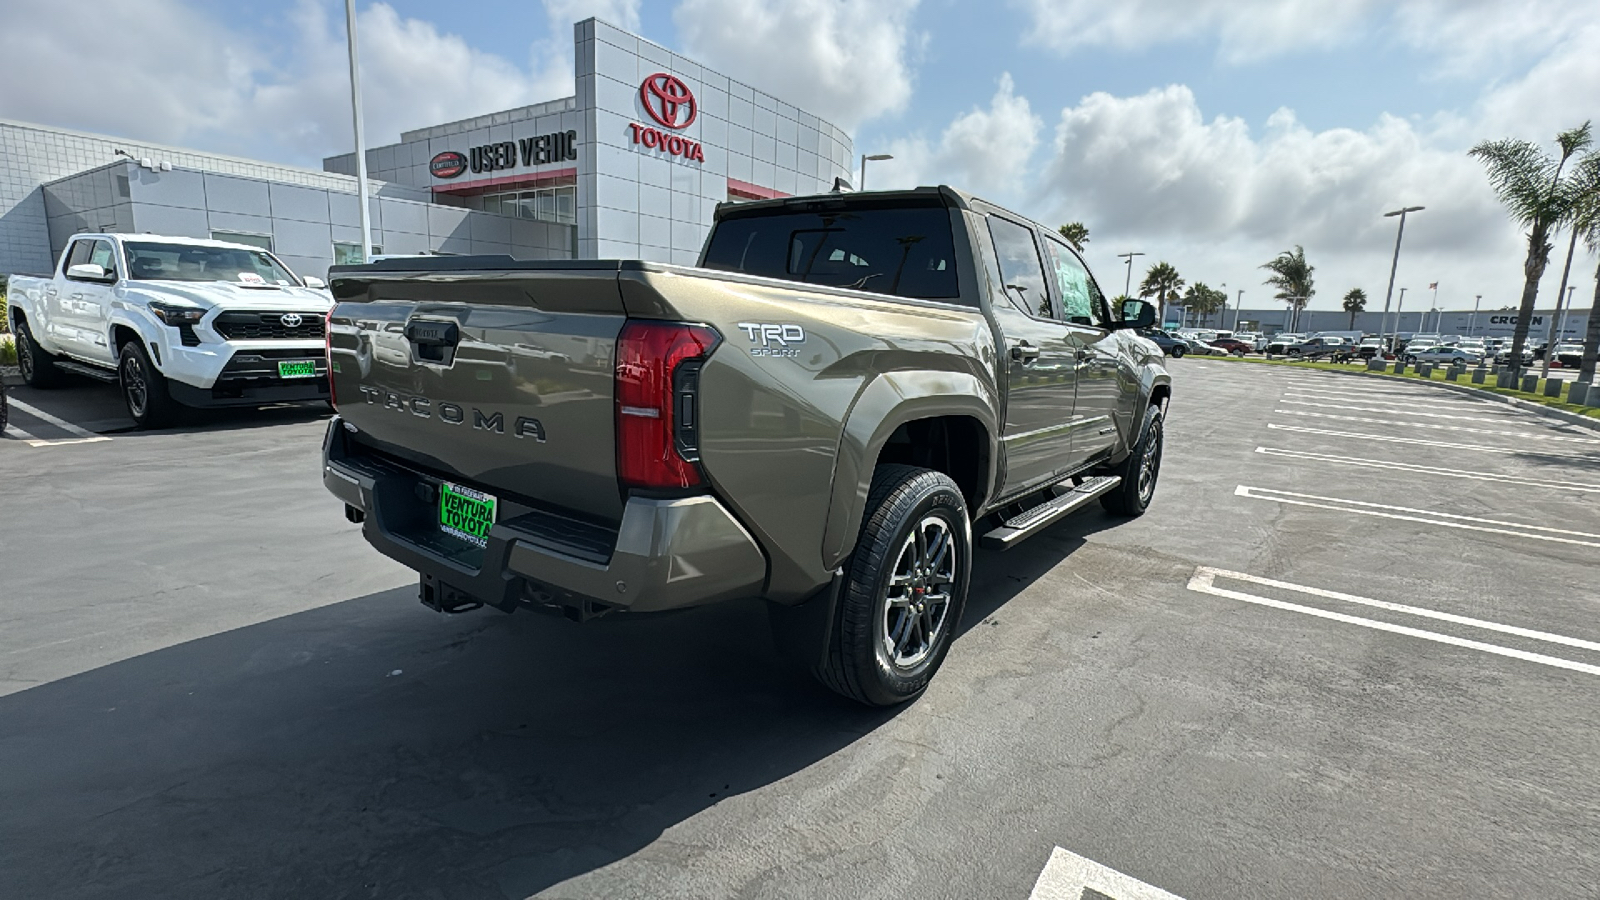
1030;847;1185;900
1273;409;1600;444
1264;423;1599;459
1283;388;1486;409
1253;447;1600;493
1235;485;1600;547
1279;398;1527;424
5;398;113;447
1188;567;1600;677
1;424;42;442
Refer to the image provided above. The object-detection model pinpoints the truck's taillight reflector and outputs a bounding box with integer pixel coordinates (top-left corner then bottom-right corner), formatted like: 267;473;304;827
615;321;719;490
325;308;337;408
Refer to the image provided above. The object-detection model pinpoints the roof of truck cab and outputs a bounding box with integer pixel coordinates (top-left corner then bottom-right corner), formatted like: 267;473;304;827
74;233;279;251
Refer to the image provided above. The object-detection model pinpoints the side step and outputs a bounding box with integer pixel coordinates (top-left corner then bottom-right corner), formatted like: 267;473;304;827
55;360;119;384
980;475;1122;550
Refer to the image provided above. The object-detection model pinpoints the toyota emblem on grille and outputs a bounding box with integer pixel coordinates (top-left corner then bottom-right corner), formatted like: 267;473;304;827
280;313;303;328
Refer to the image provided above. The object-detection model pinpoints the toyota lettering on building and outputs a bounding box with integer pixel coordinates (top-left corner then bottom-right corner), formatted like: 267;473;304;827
628;73;706;162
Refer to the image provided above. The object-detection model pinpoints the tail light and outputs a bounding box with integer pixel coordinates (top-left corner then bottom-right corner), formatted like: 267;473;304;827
325;307;337;408
615;320;719;490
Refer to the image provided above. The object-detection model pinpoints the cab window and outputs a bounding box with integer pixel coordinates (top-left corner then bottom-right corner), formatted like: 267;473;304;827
987;216;1052;319
1042;236;1105;328
88;240;118;278
63;240;95;276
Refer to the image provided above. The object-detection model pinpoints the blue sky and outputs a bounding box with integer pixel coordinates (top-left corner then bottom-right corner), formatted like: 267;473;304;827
5;0;1597;314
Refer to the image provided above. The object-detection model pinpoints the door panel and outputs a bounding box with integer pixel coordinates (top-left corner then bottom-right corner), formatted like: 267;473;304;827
75;240;118;363
985;215;1078;499
1042;235;1120;467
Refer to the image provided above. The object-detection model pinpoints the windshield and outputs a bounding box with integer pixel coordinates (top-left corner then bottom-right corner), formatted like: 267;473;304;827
702;203;960;300
124;242;301;286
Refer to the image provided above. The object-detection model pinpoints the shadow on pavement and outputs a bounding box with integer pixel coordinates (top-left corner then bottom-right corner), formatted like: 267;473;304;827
0;505;1118;899
8;376;330;437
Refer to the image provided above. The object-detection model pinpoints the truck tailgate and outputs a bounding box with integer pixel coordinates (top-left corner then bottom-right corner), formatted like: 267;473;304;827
328;265;627;525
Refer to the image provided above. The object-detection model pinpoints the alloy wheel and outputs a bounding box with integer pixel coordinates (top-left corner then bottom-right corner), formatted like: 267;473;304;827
121;353;148;418
1138;421;1163;505
879;515;957;670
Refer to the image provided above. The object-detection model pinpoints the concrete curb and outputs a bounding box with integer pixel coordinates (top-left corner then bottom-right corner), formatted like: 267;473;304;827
1270;362;1600;436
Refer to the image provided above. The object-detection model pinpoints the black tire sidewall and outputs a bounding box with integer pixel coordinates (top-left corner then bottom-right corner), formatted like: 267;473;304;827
1171;346;1185;358
17;320;54;387
1103;404;1163;517
840;467;971;706
118;341;174;428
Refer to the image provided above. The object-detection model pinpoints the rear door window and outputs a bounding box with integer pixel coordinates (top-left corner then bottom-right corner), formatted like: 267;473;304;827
702;204;961;301
987;216;1052;319
1042;236;1106;328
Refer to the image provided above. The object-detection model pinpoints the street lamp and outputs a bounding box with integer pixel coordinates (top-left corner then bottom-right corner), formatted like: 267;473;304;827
345;0;373;263
859;153;892;190
1234;289;1244;331
1117;251;1145;299
1468;294;1482;337
1379;206;1424;354
1394;287;1408;353
1542;284;1579;379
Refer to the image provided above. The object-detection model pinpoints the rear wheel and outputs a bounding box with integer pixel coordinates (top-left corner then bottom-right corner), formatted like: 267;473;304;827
1101;403;1164;517
814;464;971;707
15;317;63;388
118;340;178;429
1169;345;1185;358
1232;349;1245;358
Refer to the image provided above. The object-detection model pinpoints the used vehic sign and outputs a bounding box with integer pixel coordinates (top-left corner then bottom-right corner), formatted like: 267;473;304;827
429;151;468;179
631;72;705;162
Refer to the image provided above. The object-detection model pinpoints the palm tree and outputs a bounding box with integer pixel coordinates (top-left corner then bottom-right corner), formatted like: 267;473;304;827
1057;222;1090;254
1138;262;1184;326
1183;282;1226;326
1342;288;1368;330
1570;150;1600;385
1469;121;1592;374
1261;246;1316;331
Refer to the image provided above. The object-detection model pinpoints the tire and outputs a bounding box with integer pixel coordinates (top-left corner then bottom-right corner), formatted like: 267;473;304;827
118;340;178;429
1232;349;1245;358
15;317;64;388
1170;345;1185;358
0;383;8;435
814;464;971;707
1288;349;1302;358
1101;402;1164;517
1452;357;1466;366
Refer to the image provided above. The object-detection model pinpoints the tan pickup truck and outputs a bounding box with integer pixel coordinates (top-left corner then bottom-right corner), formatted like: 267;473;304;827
321;186;1172;705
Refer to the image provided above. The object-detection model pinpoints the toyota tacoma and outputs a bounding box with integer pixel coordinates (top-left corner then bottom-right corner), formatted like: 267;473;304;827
321;186;1172;706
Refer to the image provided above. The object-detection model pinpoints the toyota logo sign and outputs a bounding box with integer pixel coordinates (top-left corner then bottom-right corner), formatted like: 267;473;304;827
280;313;303;328
640;73;696;129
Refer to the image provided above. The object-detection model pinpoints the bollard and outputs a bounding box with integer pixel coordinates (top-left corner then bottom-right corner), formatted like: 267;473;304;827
1520;374;1539;392
1367;359;1387;372
1445;366;1461;381
1496;372;1515;388
1395;362;1407;375
1417;363;1433;377
1544;378;1564;398
1570;381;1591;406
1471;368;1487;384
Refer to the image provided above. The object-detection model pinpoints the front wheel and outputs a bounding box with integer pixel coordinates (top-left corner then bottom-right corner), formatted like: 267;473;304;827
815;464;971;707
1170;345;1186;358
119;341;179;429
16;319;64;388
1232;349;1245;357
1101;403;1164;517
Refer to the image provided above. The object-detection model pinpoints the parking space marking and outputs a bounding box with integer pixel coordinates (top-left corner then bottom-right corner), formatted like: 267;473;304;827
1235;485;1600;548
1030;847;1185;900
1;423;43;442
1254;447;1600;493
1273;409;1600;444
1188;567;1600;678
1280;399;1530;424
6;397;113;447
1264;423;1599;459
1283;388;1486;409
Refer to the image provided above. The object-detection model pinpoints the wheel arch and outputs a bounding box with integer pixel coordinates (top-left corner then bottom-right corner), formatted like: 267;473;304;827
820;371;999;572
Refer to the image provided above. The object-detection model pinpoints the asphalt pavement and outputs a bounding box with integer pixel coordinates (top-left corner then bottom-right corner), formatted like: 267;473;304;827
2;363;1598;899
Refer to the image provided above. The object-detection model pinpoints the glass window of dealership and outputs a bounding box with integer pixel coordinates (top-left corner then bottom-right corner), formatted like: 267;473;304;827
0;18;853;282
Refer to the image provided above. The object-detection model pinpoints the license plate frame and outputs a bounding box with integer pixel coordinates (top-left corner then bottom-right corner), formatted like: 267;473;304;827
439;481;497;547
277;360;318;379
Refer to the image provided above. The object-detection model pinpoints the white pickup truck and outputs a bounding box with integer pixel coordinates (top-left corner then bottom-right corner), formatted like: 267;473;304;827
6;233;335;427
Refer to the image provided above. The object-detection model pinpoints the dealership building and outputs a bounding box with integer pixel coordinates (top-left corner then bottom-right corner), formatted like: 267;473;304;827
0;17;854;281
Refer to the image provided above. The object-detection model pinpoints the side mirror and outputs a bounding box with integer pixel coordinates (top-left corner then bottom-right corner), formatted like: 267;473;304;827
1118;299;1156;330
66;263;114;282
303;276;327;289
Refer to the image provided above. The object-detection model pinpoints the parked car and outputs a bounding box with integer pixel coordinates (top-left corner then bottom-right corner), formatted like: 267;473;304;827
1262;334;1308;356
1356;338;1386;359
1496;345;1533;365
1181;336;1228;356
1408;343;1483;365
1553;343;1584;367
1137;328;1190;357
1208;337;1253;356
1277;336;1357;361
321;185;1174;707
6;233;333;427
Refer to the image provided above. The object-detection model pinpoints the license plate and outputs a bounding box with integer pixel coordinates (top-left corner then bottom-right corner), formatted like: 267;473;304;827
439;481;496;547
278;360;317;379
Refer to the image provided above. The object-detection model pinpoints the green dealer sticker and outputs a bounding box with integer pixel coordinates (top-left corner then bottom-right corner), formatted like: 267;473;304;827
278;360;317;379
439;481;497;547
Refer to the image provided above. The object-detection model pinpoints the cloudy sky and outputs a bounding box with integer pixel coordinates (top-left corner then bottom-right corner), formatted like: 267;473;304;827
4;0;1597;314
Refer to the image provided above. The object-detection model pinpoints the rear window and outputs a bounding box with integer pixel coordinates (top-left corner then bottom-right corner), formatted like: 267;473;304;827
702;205;961;300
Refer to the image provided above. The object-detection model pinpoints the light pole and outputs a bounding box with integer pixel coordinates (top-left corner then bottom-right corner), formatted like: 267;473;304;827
1379;206;1424;354
1117;251;1145;299
859;153;892;190
1394;287;1408;352
1540;231;1581;379
1234;289;1244;331
1542;285;1578;378
345;0;373;263
1468;294;1481;337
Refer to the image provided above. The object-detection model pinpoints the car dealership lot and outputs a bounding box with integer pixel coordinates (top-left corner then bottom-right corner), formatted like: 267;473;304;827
3;365;1600;899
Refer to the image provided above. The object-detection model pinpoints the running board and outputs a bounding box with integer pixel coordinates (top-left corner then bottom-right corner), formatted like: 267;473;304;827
55;360;118;383
980;475;1122;550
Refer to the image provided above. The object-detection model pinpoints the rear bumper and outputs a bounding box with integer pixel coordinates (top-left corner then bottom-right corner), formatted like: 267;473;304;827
321;417;767;613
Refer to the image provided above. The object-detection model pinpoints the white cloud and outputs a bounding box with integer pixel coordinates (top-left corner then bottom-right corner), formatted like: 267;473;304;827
875;73;1042;195
1012;0;1377;63
545;0;641;34
674;0;921;131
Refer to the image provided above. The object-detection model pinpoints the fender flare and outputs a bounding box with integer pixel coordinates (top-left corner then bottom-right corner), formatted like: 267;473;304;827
1129;366;1172;448
819;370;999;571
107;309;170;372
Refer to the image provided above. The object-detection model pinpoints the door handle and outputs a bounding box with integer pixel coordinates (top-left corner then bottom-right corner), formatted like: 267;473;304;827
1074;348;1093;361
1010;342;1040;364
70;293;84;301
